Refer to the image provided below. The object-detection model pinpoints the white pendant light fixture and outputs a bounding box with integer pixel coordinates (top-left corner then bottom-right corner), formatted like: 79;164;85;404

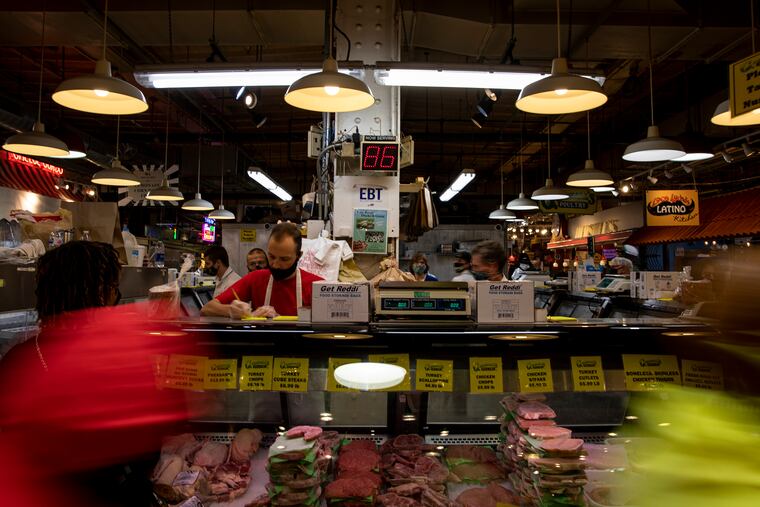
91;116;141;186
567;112;614;186
147;96;183;201
532;120;570;201
489;164;517;220
333;362;406;391
284;2;374;112
208;136;235;220
182;114;214;211
52;0;148;115
515;0;606;115
507;123;539;211
3;10;69;157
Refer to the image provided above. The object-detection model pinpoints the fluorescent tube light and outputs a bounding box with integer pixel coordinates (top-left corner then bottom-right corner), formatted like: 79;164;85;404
271;186;293;201
440;169;475;202
247;167;292;201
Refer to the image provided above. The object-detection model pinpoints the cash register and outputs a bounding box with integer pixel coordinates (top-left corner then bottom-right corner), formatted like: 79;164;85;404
374;282;471;319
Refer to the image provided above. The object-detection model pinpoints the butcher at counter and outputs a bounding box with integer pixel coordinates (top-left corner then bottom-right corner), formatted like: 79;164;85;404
201;222;323;318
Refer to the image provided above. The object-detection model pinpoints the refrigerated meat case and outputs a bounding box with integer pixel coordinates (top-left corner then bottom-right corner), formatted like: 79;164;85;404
535;287;687;320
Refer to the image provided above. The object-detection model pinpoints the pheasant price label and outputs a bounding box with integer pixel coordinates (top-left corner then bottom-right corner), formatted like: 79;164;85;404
204;358;238;390
368;353;411;391
272;357;309;392
517;358;554;393
682;359;724;390
571;356;606;392
239;355;273;391
164;354;206;391
469;357;503;393
415;359;453;392
623;354;681;391
327;357;361;392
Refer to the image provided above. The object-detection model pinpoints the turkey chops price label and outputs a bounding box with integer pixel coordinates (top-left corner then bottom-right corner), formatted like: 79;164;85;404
204;358;238;390
164;354;206;390
682;359;724;390
571;356;606;392
326;357;361;392
469;357;503;393
622;354;681;391
239;355;273;391
272;357;309;392
517;358;554;393
415;359;453;392
367;353;411;391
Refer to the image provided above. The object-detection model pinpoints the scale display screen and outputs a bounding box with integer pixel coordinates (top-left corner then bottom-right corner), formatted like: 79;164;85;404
382;297;467;312
597;277;616;289
361;138;399;171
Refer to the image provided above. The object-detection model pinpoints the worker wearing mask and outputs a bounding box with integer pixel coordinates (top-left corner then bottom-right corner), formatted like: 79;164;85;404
511;253;534;281
246;247;269;272
409;252;439;281
202;223;323;318
451;251;475;282
470;240;508;281
205;246;241;298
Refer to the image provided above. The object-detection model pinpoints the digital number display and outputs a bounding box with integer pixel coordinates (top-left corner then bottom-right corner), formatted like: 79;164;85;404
411;299;436;310
361;142;399;171
382;298;410;310
382;297;467;311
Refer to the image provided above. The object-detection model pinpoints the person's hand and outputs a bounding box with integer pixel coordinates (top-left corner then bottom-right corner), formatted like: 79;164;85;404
252;305;278;318
228;300;252;319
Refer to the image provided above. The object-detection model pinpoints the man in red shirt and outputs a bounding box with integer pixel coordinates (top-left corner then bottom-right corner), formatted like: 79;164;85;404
201;223;322;318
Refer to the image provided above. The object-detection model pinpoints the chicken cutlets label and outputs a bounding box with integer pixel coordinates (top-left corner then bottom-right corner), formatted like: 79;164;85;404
239;355;273;391
204;358;238;390
571;356;606;392
681;359;724;390
517;358;554;393
415;359;453;392
469;357;504;393
327;357;361;392
164;354;206;390
622;354;681;391
367;353;411;391
272;357;309;392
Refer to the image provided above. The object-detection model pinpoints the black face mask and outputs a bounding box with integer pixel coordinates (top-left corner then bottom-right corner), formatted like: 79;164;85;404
269;260;298;281
471;270;490;281
454;263;468;273
206;264;218;277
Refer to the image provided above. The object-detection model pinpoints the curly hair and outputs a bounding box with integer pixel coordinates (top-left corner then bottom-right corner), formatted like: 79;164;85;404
35;241;122;320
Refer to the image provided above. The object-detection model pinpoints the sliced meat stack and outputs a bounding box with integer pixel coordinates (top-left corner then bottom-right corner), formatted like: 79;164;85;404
267;426;326;506
326;438;382;506
445;445;506;484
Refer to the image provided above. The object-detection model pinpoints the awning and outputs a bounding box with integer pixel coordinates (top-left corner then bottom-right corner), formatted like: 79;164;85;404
547;230;632;249
626;187;760;245
0;149;80;201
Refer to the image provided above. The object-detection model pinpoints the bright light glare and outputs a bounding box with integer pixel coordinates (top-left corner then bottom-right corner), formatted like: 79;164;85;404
324;85;341;96
136;69;325;88
247;170;277;190
94;89;109;97
450;172;476;191
271;186;293;201
554;88;569;96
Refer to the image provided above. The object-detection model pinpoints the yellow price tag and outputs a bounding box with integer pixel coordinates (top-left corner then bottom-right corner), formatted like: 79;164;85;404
272;357;310;392
622;354;681;391
240;229;257;242
517;358;554;393
415;359;454;392
682;359;724;390
368;354;411;391
571;356;606;392
164;354;206;390
326;358;361;392
469;357;503;393
204;358;238;390
239;355;273;391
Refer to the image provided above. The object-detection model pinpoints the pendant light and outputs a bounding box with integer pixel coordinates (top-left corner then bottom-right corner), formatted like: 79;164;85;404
532;120;570;201
91;116;141;186
208;135;235;220
489;160;517;220
507;122;539;211
516;0;606;115
147;95;183;201
3;10;69;157
623;1;684;162
567;112;614;186
284;2;374;112
52;0;147;115
182;112;214;211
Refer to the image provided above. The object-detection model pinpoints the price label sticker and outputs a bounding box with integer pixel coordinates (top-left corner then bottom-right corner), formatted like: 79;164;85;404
571;356;606;392
622;354;681;391
239;356;273;391
240;229;257;242
469;357;503;393
326;358;361;392
204;358;238;390
164;354;206;390
367;353;411;391
517;358;554;393
682;359;724;390
272;357;310;392
415;359;454;392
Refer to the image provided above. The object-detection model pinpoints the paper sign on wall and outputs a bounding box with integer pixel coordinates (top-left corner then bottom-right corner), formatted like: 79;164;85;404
272;357;310;392
517;358;554;393
327;358;361;392
622;354;681;391
730;51;760;116
368;353;412;391
352;208;388;254
204;358;238;390
469;357;504;393
239;355;273;391
645;190;699;226
415;359;454;392
164;354;206;390
682;359;724;390
240;229;257;242
571;356;606;392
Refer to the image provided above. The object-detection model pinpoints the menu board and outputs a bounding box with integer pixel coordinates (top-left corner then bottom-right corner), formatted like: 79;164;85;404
517;358;554;393
415;359;454;392
469;357;503;393
272;357;310;392
622;354;681;391
239;356;273;391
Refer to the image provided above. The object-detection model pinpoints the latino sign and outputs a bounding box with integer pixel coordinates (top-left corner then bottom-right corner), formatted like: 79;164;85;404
730;51;760;117
645;190;699;226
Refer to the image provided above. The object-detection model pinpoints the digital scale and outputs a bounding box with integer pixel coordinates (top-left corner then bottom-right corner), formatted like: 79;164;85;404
593;275;631;294
374;282;471;318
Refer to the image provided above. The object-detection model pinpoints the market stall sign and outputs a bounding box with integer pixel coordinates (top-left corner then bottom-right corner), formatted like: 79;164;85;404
353;208;388;254
622;354;681;391
571;356;606;392
517;358;554;393
272;357;309;392
326;357;361;392
730;50;760;116
3;150;64;176
681;359;724;390
239;355;273;391
240;229;257;242
204;358;238;390
117;163;179;207
415;359;454;392
164;354;206;390
538;188;597;215
469;357;503;393
645;190;699;226
367;353;412;391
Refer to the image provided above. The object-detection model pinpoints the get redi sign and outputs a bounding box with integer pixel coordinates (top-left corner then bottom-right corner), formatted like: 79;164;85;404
645;190;699;226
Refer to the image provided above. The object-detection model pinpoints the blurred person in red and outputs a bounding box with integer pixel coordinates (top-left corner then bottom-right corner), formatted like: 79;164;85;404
0;241;204;506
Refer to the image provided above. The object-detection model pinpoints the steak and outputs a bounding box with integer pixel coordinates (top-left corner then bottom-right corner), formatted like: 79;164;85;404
514;416;557;430
338;449;381;474
414;456;449;484
324;476;379;499
231;428;263;463
387;482;424;496
528;426;572;440
393;434;424;450
377;493;422;506
342;471;382;489
540;438;584;455
343;439;379;453
285;425;323;441
515;401;556;420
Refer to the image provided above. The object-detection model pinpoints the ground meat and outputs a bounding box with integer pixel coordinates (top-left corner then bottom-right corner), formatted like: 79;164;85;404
338;449;381;474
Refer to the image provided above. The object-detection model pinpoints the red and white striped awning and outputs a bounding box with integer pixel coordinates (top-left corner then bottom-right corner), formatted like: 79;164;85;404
0;149;80;201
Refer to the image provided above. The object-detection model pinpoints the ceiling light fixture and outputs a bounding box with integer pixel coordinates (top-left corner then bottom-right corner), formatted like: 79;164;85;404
663;169;673;179
476;94;496;117
532;120;570;201
669;135;714;161
440;169;476;202
471;112;486;128
244;91;257;109
489;163;518;221
208;136;235;220
53;0;148;115
147;96;183;201
620;182;631;194
135;65;327;88
743;142;755;157
566;111;614;187
681;163;693;174
507;122;539;211
3;10;69;157
591;185;616;192
721;150;733;164
91;116;140;186
248;167;293;201
646;171;658;185
484;88;498;101
333;362;406;391
182;111;214;211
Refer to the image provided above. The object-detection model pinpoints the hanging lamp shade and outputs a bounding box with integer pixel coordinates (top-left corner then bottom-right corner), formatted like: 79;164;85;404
147;177;183;201
284;57;375;112
506;192;539;211
531;178;569;201
182;192;214;211
710;98;760;127
516;58;607;115
91;159;141;186
566;159;614;187
208;204;235;220
623;125;685;162
669;133;714;161
3;122;69;157
51;131;86;158
489;204;517;220
53;60;148;115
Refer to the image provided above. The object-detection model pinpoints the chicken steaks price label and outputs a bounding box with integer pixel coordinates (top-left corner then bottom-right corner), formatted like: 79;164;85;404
682;359;724;390
415;359;453;392
327;357;361;392
239;355;273;391
204;358;238;390
469;357;503;393
571;356;606;392
272;357;310;392
517;358;554;393
622;354;681;391
367;353;411;391
164;354;206;390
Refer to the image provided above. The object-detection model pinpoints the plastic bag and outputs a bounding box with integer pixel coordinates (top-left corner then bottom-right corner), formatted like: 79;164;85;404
147;255;194;319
